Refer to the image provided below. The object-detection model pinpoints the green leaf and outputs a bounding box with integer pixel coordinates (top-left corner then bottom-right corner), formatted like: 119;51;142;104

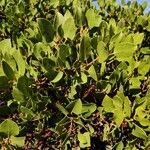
68;85;77;99
114;42;137;61
141;47;150;55
123;97;131;118
51;71;63;83
113;95;124;109
114;109;124;127
72;99;82;115
43;58;56;71
81;72;87;84
10;136;25;147
20;106;34;120
116;141;124;150
0;119;19;136
56;103;69;115
98;0;105;8
102;95;114;112
54;12;64;30
86;9;95;28
86;8;101;28
82;103;96;118
13;51;25;76
132;124;147;140
0;39;12;55
2;61;15;80
97;41;108;63
88;65;97;81
133;33;144;45
141;1;148;10
110;32;123;44
12;88;24;103
79;35;91;61
56;116;69;133
17;76;32;97
0;76;9;89
74;7;84;27
50;0;59;7
130;77;141;89
59;44;70;61
38;18;54;43
87;124;94;134
62;17;76;40
78;132;91;148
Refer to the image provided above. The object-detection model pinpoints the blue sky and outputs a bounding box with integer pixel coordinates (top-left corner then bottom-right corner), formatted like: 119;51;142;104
93;0;150;12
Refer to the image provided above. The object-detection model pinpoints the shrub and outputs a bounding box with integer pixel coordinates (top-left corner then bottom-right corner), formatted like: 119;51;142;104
0;0;150;149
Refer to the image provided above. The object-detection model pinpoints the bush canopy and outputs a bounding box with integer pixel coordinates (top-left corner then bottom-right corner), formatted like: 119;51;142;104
0;0;150;149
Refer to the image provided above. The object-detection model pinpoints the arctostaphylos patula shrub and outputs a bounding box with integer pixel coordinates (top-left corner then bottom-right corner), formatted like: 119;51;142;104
0;0;150;149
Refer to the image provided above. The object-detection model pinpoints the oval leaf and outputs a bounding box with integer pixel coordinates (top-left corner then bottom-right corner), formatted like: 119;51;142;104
88;65;97;81
72;99;82;115
38;18;54;43
0;119;19;136
2;61;15;80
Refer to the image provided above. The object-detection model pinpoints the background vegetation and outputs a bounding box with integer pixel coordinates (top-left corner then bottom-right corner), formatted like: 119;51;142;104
0;0;150;149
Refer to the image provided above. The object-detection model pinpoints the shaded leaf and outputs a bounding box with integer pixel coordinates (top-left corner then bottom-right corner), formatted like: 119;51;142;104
13;51;25;76
51;71;63;83
38;18;54;42
56;103;69;115
0;76;9;89
79;35;91;61
2;61;15;80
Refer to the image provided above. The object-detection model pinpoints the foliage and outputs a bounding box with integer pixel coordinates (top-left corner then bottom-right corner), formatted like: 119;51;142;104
0;0;150;149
